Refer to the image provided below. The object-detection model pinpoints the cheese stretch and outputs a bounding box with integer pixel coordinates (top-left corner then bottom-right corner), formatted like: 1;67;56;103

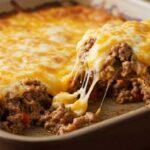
52;20;150;115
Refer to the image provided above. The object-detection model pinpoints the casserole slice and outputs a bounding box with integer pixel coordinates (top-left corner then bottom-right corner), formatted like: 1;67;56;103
52;20;150;133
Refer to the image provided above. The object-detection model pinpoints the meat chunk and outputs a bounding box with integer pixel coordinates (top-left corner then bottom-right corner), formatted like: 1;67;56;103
58;112;97;135
99;43;135;82
140;79;150;104
97;43;147;104
39;104;97;135
113;79;143;103
0;80;52;134
39;104;76;135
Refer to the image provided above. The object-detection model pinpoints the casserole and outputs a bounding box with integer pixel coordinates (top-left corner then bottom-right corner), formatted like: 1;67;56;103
0;0;124;134
0;0;150;150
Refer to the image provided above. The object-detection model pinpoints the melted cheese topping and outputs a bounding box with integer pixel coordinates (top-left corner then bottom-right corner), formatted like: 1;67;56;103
53;20;150;115
0;5;120;97
83;20;150;71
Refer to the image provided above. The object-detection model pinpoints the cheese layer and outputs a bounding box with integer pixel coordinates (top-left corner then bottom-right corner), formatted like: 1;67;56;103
79;20;150;72
0;5;121;96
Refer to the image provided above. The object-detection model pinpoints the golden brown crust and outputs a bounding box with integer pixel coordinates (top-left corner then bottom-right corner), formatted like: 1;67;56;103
0;4;123;96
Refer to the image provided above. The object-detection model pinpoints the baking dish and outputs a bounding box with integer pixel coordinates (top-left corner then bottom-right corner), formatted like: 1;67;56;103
0;0;150;150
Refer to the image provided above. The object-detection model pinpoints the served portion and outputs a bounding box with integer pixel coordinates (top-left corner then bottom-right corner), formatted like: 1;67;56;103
0;3;149;136
53;20;150;116
51;20;150;134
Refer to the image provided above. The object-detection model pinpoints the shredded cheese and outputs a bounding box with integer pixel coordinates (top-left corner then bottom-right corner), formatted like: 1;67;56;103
0;5;120;97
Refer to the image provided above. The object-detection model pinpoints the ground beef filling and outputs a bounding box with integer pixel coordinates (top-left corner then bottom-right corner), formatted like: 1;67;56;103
39;104;97;135
0;80;52;134
0;80;97;135
96;43;150;104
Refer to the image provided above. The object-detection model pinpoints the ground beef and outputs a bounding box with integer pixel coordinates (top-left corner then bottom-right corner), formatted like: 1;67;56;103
112;79;143;103
0;80;52;134
0;79;97;135
142;88;150;104
100;43;135;79
0;114;29;134
39;104;76;135
140;79;150;104
58;112;97;135
96;43;148;104
39;104;97;135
